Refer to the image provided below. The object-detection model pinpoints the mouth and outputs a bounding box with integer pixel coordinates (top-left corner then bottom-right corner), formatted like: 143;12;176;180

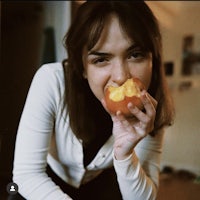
104;82;125;92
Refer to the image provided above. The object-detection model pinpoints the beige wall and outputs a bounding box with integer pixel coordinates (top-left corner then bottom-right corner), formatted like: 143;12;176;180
38;1;200;175
147;1;200;175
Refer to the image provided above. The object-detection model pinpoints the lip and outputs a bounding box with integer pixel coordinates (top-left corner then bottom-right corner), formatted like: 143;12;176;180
104;79;132;92
104;86;109;94
104;84;119;93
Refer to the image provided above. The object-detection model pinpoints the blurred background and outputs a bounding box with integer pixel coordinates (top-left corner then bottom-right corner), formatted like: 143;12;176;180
1;1;200;199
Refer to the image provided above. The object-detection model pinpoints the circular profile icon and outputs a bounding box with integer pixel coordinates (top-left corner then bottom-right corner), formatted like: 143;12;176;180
7;182;18;195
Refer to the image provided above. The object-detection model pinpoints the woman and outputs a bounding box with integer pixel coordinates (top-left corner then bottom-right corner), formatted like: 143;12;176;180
12;1;174;200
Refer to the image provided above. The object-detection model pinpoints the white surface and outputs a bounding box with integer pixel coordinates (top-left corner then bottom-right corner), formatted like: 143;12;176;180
161;85;200;175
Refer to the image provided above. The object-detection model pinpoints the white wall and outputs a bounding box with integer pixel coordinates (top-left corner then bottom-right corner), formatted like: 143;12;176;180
147;1;200;175
43;1;71;62
161;88;200;175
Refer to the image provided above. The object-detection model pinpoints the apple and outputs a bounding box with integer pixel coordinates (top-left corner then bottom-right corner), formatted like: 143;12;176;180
104;78;145;116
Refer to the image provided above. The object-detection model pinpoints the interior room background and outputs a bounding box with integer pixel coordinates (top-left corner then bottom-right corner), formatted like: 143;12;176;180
1;0;200;194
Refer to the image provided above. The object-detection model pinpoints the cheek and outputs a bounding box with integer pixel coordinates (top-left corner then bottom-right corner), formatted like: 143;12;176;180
142;59;152;89
86;67;108;100
145;71;152;90
131;62;152;90
82;55;107;100
146;61;153;89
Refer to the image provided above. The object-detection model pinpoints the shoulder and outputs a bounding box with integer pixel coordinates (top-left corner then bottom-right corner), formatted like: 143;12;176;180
36;62;64;81
27;62;66;110
32;62;65;91
21;63;64;116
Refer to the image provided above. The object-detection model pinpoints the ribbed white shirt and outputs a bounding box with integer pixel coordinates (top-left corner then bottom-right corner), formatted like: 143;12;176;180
13;63;164;200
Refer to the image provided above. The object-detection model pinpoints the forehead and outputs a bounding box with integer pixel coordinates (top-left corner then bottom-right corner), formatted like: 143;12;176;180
90;14;132;51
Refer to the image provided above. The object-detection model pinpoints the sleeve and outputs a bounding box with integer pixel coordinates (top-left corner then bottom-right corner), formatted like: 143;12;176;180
12;65;72;200
113;129;164;200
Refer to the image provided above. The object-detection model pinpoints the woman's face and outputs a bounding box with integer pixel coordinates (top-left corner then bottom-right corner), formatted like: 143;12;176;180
82;15;152;102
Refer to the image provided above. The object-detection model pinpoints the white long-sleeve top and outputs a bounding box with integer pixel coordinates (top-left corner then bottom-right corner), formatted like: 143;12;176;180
13;62;164;200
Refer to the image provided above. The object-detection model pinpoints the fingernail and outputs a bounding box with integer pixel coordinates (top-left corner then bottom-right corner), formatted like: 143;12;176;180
142;91;148;98
127;102;133;108
116;110;122;116
141;90;146;95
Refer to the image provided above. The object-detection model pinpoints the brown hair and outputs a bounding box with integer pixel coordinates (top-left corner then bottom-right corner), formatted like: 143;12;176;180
62;1;174;144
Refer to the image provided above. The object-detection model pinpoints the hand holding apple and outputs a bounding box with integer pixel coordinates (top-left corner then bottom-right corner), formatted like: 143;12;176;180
104;78;145;117
103;78;157;160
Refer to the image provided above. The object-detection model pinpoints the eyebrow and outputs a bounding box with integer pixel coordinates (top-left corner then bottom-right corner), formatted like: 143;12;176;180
88;44;141;56
88;51;111;56
127;44;141;52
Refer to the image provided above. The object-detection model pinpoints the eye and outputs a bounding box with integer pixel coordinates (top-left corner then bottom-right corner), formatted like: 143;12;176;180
127;51;146;61
93;57;107;64
91;56;110;67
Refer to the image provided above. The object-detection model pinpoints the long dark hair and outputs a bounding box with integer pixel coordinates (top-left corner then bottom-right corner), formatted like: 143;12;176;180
62;1;174;144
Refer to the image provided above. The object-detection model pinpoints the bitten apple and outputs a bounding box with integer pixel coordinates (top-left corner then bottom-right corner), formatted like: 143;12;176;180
104;78;145;116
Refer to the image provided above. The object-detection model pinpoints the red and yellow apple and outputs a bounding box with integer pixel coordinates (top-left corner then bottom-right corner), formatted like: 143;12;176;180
104;78;145;116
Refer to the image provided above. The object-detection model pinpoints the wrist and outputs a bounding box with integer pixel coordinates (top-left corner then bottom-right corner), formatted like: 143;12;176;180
114;149;133;160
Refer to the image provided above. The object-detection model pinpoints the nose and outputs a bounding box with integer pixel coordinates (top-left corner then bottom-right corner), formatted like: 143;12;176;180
111;61;130;86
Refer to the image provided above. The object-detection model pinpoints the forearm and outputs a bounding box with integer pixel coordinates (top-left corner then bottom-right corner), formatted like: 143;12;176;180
12;64;71;199
13;170;71;200
13;131;72;200
113;152;157;200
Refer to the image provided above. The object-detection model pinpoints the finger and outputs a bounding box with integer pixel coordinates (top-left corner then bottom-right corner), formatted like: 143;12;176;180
145;92;157;109
140;90;157;108
127;103;150;124
115;111;135;133
140;92;156;117
113;111;129;126
111;111;120;123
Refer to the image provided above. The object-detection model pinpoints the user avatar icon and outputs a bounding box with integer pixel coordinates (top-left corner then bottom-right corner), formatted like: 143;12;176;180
10;185;16;192
7;182;18;195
